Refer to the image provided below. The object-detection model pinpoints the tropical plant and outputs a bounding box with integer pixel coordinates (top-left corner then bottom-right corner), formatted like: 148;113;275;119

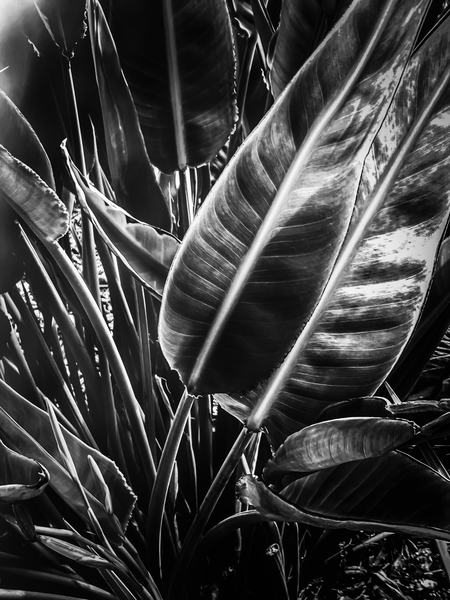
2;0;450;598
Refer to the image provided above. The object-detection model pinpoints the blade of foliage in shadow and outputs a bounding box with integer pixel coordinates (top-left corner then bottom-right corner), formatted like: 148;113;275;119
237;452;450;540
64;148;179;298
0;439;49;503
104;0;237;173
88;0;171;228
269;0;350;98
217;10;450;447
34;0;88;59
0;381;136;541
263;417;418;485
315;397;392;421
159;0;429;396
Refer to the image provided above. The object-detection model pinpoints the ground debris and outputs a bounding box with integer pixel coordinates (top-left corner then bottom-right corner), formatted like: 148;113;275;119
299;533;450;600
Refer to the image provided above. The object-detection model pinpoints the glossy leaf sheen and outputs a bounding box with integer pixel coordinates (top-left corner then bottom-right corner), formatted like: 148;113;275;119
238;452;450;540
263;417;417;484
0;439;49;503
107;0;237;173
65;152;179;297
0;383;135;542
216;11;450;447
160;0;428;394
89;1;171;228
0;145;68;243
270;0;344;98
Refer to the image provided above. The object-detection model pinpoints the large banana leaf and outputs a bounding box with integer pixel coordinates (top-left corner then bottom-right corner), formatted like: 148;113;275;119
88;0;171;229
237;452;450;540
105;0;237;173
159;0;429;395
33;0;88;59
221;12;450;447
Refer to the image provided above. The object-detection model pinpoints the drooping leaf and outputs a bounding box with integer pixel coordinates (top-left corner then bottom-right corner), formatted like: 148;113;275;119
88;0;171;228
316;397;392;421
38;535;115;568
64;149;179;298
263;417;417;484
0;381;136;542
0;438;49;504
0;145;68;243
237;452;450;540
105;0;237;173
269;0;350;98
33;0;88;59
214;9;450;447
159;0;430;395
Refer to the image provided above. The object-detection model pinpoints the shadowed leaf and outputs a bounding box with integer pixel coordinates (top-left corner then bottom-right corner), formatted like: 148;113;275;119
34;0;88;59
238;452;450;540
0;382;136;543
0;439;49;503
88;0;171;228
105;0;237;173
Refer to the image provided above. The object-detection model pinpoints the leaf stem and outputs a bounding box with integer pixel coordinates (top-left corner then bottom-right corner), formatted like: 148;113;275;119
167;428;254;599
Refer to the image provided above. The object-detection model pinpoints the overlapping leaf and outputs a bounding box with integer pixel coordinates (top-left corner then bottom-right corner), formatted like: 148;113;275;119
160;0;429;395
88;0;171;228
64;148;179;297
211;8;450;447
34;0;88;59
0;438;49;503
0;381;136;542
263;417;417;484
269;0;350;98
238;452;450;540
105;0;237;173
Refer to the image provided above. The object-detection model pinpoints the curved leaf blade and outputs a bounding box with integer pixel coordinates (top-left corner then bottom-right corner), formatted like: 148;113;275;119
106;0;237;173
0;439;49;503
34;0;88;59
216;12;450;446
0;145;68;243
88;0;171;228
64;148;179;297
0;381;136;541
263;417;417;484
159;0;429;394
269;0;348;98
238;452;450;540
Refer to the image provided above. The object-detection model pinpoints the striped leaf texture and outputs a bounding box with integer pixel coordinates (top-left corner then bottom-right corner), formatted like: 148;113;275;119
159;0;430;396
269;0;352;98
89;1;171;229
216;9;450;447
105;0;237;173
237;452;450;540
263;417;418;484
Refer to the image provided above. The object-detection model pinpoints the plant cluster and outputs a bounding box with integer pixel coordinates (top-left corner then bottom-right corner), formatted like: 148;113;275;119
1;0;450;598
